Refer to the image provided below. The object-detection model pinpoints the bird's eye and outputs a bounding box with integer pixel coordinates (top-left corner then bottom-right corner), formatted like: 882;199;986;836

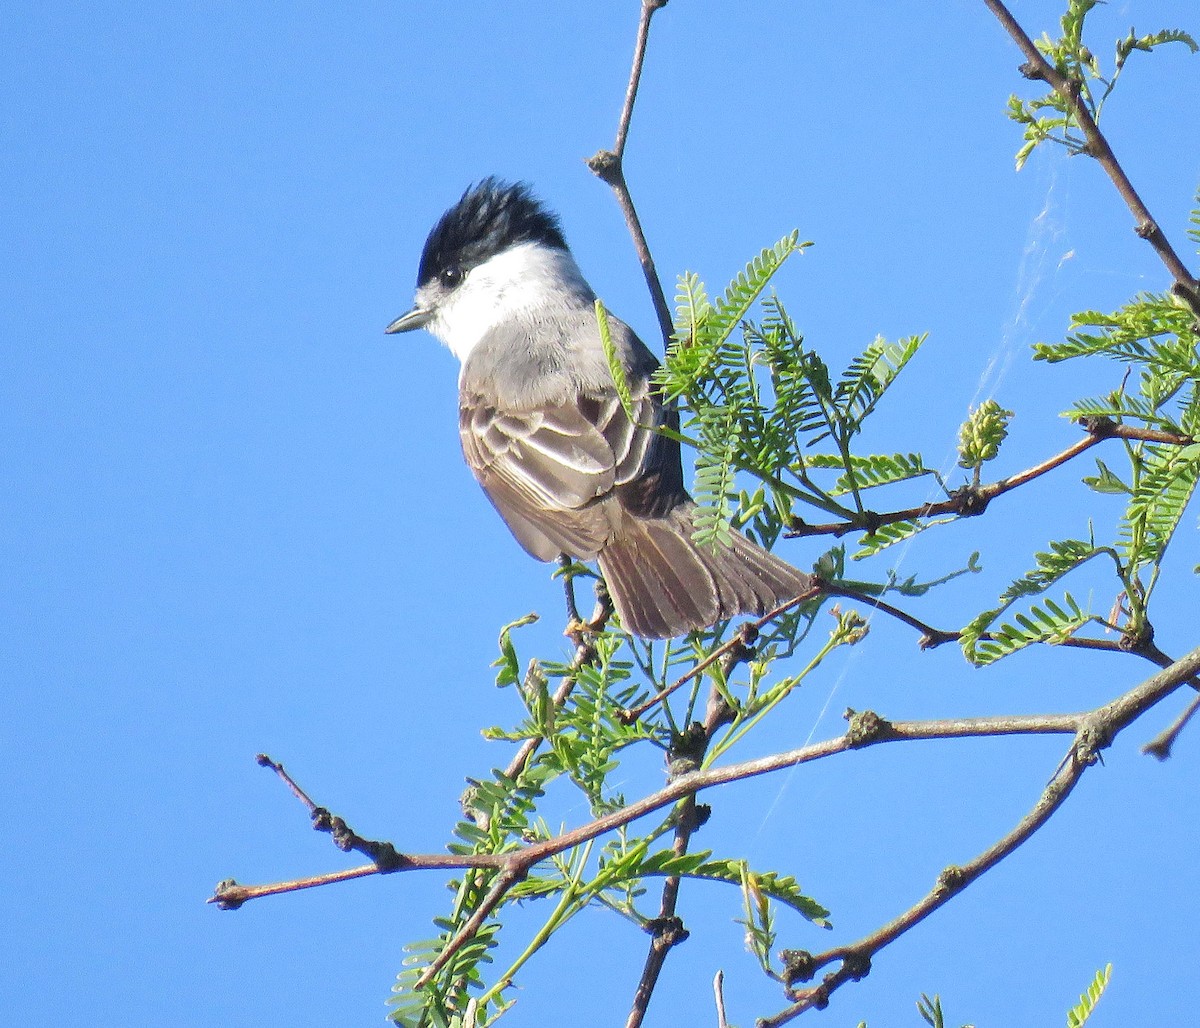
439;265;464;288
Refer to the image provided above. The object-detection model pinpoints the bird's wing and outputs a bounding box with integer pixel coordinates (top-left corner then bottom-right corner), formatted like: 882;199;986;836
459;379;677;562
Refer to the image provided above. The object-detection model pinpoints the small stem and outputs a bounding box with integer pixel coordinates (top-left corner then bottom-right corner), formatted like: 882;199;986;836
788;421;1194;539
479;840;595;1007
587;0;674;347
621;585;823;722
1143;690;1200;760
981;0;1200;314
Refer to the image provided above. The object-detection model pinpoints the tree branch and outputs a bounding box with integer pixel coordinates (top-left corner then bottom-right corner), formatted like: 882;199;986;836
758;642;1200;1024
980;0;1200;316
210;707;1109;909
787;418;1194;539
586;0;675;347
214;640;1200;1011
626;646;748;1027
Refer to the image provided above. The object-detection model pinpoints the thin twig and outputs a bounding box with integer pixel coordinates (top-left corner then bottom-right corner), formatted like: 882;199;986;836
621;585;822;723
210;710;1095;908
626;648;748;1028
414;868;525;988
714;970;731;1028
758;642;1200;1025
821;583;959;649
586;0;674;346
501;585;610;782
788;419;1194;539
980;0;1200;315
213;643;1200;1023
1142;689;1200;760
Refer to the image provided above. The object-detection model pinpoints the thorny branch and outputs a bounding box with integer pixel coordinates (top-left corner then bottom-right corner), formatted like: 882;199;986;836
981;0;1200;316
787;418;1195;539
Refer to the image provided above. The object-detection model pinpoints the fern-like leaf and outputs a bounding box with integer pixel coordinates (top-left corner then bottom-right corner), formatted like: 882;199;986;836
597;300;636;423
707;232;806;350
967;593;1092;666
692;407;741;551
834;334;926;431
1120;442;1200;569
851;518;954;560
804;451;934;494
961;540;1114;665
1066;963;1112;1027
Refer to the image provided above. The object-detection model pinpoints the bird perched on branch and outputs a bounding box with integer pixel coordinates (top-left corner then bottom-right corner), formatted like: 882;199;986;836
386;178;813;638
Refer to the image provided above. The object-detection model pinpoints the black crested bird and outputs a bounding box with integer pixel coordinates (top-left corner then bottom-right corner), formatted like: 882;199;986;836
386;179;813;638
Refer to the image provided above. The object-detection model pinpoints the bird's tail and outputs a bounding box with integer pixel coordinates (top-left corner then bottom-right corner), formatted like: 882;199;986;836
597;505;815;639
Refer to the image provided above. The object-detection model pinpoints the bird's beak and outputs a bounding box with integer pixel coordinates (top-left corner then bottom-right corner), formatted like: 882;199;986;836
384;305;433;334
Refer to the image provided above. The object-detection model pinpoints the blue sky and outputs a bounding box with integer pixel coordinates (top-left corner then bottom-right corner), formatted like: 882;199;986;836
3;2;1198;1025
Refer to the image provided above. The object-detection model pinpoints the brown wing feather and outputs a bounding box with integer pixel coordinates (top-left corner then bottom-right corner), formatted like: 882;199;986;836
460;395;619;561
455;313;813;637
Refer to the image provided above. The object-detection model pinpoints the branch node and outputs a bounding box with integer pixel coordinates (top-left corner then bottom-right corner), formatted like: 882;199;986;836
1135;219;1158;241
859;510;883;535
780;949;816;986
918;630;956;650
949;485;990;517
586;148;622;186
643;915;689;948
843;708;895;747
841;951;872;982
210;878;248;911
310;807;407;871
1075;723;1111;766
1118;619;1154;655
667;723;709;778
935;864;968;897
1078;414;1117;438
1018;59;1046;82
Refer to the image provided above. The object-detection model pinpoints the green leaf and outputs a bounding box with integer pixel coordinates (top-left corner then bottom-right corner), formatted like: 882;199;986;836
834;334;926;432
1066;963;1112;1027
1120;442;1200;570
597;299;636;423
492;612;539;688
804;451;934;495
1082;457;1130;495
851;518;955;560
916;993;945;1028
692;407;741;552
961;540;1114;665
708;232;806;350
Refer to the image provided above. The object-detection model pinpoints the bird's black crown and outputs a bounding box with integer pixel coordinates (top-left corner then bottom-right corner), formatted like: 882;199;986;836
417;178;569;288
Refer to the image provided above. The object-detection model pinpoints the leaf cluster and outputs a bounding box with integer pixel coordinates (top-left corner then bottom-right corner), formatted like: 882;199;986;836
965;256;1200;665
650;233;937;556
1005;0;1196;168
389;607;843;1025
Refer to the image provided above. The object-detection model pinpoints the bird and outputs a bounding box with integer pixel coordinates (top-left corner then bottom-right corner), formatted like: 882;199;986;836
385;178;813;639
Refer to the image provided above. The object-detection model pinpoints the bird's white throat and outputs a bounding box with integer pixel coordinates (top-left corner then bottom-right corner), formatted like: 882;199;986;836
425;241;595;364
